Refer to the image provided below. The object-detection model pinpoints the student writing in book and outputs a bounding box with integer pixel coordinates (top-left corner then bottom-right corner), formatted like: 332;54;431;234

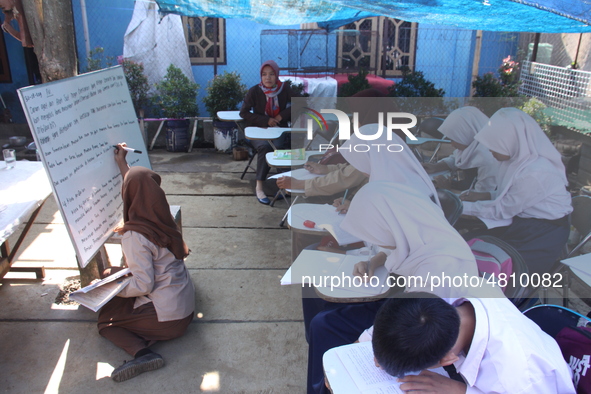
305;181;479;393
275;161;367;203
276;88;395;204
422;106;500;195
240;60;300;205
339;130;441;207
368;292;575;393
96;144;195;383
460;108;572;275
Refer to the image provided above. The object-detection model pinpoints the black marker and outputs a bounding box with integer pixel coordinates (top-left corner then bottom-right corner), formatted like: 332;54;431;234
113;145;143;154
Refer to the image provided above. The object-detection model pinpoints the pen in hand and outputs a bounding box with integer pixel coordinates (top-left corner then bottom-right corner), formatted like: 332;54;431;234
465;177;477;196
337;189;349;215
113;145;143;154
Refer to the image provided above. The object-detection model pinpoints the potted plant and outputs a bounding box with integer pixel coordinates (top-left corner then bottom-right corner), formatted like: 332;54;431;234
155;64;200;151
203;71;247;151
122;60;150;118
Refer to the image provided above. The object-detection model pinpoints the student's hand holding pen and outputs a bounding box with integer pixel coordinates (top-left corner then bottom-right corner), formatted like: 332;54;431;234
352;252;387;282
303;161;330;175
113;143;130;178
333;197;350;214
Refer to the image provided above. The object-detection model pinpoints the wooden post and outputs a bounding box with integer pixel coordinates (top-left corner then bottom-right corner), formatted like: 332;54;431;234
470;30;483;97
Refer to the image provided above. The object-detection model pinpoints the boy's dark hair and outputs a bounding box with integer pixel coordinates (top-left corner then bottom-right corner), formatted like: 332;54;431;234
372;292;460;377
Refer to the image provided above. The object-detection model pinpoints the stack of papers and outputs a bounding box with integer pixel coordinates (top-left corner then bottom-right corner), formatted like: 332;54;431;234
69;268;132;312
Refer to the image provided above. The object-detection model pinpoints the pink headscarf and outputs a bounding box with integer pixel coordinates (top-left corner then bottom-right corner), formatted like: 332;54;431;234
259;60;284;118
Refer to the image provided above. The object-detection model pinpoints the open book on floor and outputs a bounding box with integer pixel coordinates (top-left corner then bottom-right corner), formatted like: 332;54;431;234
280;249;389;299
69;268;132;312
323;341;449;394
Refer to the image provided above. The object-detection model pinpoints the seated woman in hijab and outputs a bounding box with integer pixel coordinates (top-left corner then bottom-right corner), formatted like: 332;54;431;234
97;144;195;383
305;181;479;394
422;106;500;195
461;108;572;275
239;60;300;205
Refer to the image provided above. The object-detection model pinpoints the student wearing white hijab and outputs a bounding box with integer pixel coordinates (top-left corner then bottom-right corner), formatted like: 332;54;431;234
305;182;479;394
339;126;441;207
423;106;500;194
462;107;572;275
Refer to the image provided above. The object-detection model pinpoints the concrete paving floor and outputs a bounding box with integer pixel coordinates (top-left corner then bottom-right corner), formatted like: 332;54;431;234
3;145;591;394
0;149;307;393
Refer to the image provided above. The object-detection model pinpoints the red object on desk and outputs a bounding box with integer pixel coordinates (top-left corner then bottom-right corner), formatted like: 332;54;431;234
303;220;316;228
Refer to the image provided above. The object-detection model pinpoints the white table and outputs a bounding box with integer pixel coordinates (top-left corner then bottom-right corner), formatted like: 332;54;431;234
0;161;52;278
245;126;307;150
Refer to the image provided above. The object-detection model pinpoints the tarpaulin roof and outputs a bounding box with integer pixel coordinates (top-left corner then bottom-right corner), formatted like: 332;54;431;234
155;0;591;32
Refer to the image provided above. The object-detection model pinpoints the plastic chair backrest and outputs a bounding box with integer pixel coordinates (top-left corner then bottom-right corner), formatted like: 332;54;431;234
436;188;462;226
523;304;591;338
468;235;532;307
418;117;445;139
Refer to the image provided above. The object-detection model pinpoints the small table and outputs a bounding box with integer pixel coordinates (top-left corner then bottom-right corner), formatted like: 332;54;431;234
217;111;245;134
0;161;52;279
145;117;204;153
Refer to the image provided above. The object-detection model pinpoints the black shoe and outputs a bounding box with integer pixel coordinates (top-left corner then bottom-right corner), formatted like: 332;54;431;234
111;353;164;382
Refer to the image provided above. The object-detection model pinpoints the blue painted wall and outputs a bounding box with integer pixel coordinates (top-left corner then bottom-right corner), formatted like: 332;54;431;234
71;0;135;72
0;31;33;123
0;0;521;124
191;19;300;116
414;25;475;97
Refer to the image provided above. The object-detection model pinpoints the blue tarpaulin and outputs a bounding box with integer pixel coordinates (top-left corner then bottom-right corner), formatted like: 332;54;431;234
155;0;591;32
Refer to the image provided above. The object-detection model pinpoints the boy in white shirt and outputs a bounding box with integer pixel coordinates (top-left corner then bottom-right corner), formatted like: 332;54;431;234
369;292;575;393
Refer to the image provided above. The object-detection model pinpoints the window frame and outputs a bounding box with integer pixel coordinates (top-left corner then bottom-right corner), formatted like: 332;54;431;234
182;16;227;66
337;17;417;77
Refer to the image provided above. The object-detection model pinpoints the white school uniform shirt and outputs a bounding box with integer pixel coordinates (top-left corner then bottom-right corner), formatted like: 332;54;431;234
117;231;196;322
437;106;499;193
341;182;478;298
359;293;575;393
339;124;440;206
452;296;575;394
463;108;572;221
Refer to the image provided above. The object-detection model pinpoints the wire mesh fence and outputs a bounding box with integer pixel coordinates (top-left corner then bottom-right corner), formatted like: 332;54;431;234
520;60;591;132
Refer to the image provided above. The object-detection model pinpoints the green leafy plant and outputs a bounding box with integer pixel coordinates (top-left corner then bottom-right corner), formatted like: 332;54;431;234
155;64;200;119
203;71;247;121
122;60;150;117
519;97;553;136
388;68;445;98
85;47;115;73
286;81;310;97
473;56;521;98
338;68;371;97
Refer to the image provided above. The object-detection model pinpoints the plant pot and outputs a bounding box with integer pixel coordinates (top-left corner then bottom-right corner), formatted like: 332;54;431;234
233;147;248;161
165;119;190;152
213;121;237;152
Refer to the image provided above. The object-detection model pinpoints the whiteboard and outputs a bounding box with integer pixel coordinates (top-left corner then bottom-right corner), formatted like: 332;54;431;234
17;66;151;268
